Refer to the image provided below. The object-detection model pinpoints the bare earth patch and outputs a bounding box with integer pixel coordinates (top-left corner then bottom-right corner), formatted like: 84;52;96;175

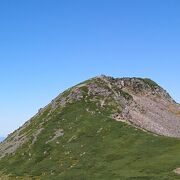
173;168;180;175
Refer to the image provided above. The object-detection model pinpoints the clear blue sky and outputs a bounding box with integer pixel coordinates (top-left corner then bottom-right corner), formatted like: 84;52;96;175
0;0;180;137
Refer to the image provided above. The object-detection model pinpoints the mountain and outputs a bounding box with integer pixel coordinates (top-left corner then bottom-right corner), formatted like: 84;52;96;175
0;75;180;179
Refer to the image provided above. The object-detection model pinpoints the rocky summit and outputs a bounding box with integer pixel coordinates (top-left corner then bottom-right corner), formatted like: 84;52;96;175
0;75;180;179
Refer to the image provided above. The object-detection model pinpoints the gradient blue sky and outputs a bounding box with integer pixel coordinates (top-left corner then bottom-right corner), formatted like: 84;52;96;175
0;0;180;137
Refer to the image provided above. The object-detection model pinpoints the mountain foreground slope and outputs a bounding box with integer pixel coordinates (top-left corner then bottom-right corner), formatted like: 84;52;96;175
0;75;180;179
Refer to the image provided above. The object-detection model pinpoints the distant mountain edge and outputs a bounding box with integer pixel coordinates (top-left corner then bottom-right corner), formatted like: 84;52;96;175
0;137;5;142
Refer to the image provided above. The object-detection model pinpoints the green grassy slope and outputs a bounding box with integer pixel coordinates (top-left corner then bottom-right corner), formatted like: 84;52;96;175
1;99;180;180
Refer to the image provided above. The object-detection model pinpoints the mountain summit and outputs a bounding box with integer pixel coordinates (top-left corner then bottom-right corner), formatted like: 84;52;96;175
0;75;180;179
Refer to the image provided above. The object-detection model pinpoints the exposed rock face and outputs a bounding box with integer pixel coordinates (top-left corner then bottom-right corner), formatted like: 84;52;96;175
0;75;180;159
100;76;180;137
0;123;29;158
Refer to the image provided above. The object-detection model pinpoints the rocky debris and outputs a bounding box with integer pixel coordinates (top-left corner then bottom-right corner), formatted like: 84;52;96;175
0;116;34;159
86;108;95;115
31;128;44;145
116;77;174;102
46;129;64;144
173;168;180;175
100;97;108;107
50;87;84;111
96;75;180;137
58;97;67;106
0;130;28;158
87;83;111;97
98;75;174;102
112;89;180;137
67;88;84;102
128;95;180;137
68;135;77;143
99;75;118;96
86;76;180;137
